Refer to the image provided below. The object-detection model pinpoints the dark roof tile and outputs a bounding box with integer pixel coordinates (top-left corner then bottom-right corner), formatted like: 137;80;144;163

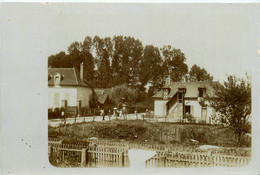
48;68;90;87
152;81;216;99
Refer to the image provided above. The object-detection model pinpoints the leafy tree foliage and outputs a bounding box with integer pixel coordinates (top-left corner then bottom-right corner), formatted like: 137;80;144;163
89;90;98;109
67;41;84;69
48;51;72;68
48;35;214;97
82;36;96;85
189;64;213;82
161;45;188;82
93;36;113;87
111;84;137;108
97;49;112;87
139;45;164;95
210;75;251;145
111;36;143;87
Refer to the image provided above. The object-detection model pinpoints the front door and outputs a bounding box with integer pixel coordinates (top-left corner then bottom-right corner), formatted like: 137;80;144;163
202;107;207;121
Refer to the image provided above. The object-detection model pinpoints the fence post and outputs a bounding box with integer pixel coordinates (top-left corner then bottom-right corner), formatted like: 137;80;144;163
81;148;87;166
48;146;52;158
159;153;165;167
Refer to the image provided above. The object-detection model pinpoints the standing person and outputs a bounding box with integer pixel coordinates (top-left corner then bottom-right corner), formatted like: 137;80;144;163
119;110;122;118
135;108;138;120
61;108;66;125
113;108;116;118
61;109;65;119
108;109;111;120
101;109;105;121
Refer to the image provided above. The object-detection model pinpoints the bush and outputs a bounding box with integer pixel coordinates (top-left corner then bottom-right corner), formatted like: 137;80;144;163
48;108;61;119
198;120;207;124
49;120;250;148
66;106;78;118
62;137;89;146
185;114;196;123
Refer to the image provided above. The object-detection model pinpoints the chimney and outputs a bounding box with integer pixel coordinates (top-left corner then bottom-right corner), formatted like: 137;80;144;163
80;62;83;81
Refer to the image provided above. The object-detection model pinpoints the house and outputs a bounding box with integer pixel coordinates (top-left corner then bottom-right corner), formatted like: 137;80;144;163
94;88;111;111
48;63;92;111
152;78;217;124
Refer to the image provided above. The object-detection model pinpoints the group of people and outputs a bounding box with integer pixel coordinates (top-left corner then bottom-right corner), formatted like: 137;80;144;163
99;107;128;120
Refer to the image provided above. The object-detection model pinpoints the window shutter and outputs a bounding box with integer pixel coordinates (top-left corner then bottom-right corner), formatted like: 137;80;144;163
191;106;194;116
54;93;60;106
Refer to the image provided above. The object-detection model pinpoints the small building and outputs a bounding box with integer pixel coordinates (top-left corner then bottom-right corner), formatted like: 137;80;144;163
152;79;217;123
93;88;112;112
48;63;92;110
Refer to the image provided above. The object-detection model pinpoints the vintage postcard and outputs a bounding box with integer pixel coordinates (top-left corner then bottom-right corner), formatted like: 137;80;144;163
1;2;260;175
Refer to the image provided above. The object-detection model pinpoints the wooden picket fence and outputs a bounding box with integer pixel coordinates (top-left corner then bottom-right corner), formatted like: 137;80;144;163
145;150;251;168
88;139;166;151
87;143;129;167
48;138;129;167
48;137;251;168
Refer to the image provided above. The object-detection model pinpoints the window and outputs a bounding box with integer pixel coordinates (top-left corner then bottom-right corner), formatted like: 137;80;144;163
163;89;168;98
178;93;183;103
198;88;206;97
54;74;61;86
54;93;60;106
201;106;207;120
185;105;191;114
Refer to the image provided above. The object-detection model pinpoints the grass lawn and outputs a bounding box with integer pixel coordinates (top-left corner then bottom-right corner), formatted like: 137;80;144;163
49;120;251;149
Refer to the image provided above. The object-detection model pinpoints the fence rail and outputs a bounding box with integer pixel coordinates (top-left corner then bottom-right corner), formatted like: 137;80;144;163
145;150;251;168
48;137;250;167
48;139;129;167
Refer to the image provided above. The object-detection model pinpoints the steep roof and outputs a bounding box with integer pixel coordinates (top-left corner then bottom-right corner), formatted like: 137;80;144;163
97;94;109;104
94;88;111;104
48;68;90;87
95;88;112;97
152;81;216;99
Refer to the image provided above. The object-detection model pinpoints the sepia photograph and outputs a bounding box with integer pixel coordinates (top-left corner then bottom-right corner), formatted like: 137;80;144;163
1;1;259;174
46;3;253;168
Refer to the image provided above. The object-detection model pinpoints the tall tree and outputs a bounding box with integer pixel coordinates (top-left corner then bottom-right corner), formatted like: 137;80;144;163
112;36;124;86
127;37;143;88
81;36;96;85
48;51;72;68
161;45;188;82
210;75;251;146
139;45;164;95
93;36;113;87
67;41;84;70
98;49;112;87
93;36;105;69
189;64;213;82
111;36;143;87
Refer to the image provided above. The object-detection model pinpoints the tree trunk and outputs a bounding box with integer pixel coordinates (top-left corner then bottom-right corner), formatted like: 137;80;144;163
237;130;242;147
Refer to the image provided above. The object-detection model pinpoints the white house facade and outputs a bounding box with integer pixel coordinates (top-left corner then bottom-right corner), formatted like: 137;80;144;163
152;80;217;124
48;64;92;110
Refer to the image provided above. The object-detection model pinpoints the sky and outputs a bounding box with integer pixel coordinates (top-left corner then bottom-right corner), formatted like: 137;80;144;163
45;3;259;82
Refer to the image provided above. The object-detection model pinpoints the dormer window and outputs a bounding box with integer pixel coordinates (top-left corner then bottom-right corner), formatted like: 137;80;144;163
178;87;186;94
177;87;185;103
178;92;183;103
163;89;169;99
198;88;206;97
54;73;61;86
